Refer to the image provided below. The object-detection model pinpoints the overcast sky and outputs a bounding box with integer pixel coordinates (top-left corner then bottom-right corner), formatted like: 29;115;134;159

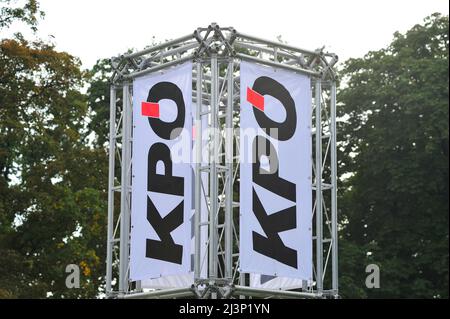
10;0;450;69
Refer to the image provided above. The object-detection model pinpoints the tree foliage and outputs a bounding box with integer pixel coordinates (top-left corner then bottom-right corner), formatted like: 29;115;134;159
338;13;449;298
1;0;448;299
0;0;43;31
0;1;107;298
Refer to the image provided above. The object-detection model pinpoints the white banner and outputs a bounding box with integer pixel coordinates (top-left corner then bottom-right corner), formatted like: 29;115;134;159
239;61;312;281
250;274;312;290
130;62;192;281
141;105;209;288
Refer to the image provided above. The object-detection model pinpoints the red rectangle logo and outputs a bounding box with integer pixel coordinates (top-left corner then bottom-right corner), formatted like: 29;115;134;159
247;87;264;111
141;102;160;118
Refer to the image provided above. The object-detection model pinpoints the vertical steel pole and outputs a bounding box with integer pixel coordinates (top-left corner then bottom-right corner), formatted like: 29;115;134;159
119;83;131;294
315;79;323;293
224;60;234;279
239;272;246;299
126;85;133;292
330;82;338;295
106;85;116;296
135;280;141;293
209;54;219;279
194;61;203;280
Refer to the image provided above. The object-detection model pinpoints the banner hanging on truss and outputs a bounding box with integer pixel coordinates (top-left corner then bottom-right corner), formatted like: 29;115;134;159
130;62;193;281
239;61;313;281
250;273;313;290
142;104;209;288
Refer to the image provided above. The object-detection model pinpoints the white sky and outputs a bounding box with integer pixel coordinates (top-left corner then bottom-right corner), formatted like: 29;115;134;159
8;0;450;69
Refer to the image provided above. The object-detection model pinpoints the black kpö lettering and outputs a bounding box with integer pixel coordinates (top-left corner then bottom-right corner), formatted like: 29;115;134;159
148;143;183;196
145;80;186;264
146;196;183;264
251;76;297;141
147;81;185;140
250;75;299;268
252;188;297;268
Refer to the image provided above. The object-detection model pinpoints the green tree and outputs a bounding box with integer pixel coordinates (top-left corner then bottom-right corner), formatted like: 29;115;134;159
0;1;108;298
0;0;43;31
86;58;114;149
338;13;449;298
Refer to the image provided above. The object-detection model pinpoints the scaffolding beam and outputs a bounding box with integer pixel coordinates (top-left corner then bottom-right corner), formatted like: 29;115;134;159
106;24;338;299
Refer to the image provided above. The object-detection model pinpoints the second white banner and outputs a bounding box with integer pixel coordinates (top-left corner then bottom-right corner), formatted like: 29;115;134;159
239;61;312;281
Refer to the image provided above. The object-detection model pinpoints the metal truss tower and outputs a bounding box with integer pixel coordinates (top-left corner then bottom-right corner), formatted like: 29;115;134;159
106;23;338;299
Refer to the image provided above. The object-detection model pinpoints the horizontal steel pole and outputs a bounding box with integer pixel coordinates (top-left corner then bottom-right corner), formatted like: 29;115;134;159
192;90;211;100
192;72;241;84
142;42;199;65
192;90;239;105
236;53;320;77
124;54;194;79
234;41;301;61
121;287;195;299
192;98;210;105
123;34;194;59
232;285;321;299
193;72;227;86
236;32;318;56
124;291;195;299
